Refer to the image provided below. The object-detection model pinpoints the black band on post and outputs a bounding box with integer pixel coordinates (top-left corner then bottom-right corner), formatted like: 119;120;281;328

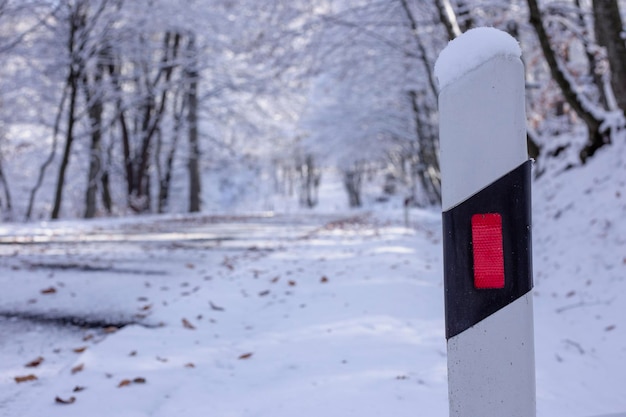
443;160;533;340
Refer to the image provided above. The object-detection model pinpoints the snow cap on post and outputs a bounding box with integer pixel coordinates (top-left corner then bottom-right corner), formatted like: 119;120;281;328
435;27;522;92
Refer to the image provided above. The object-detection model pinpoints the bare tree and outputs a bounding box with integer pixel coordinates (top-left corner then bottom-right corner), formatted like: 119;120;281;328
0;154;11;216
186;34;201;213
527;0;608;163
83;44;112;218
435;0;462;40
592;0;626;116
50;1;88;219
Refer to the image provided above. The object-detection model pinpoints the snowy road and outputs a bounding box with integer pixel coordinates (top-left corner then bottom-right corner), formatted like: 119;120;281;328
0;211;449;417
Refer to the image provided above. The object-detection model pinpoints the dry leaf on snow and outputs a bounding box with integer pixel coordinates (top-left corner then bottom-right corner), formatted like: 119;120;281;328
15;374;38;383
118;377;146;387
118;379;132;388
25;357;44;368
238;352;253;360
71;363;84;374
55;396;76;405
182;318;196;330
41;287;57;294
73;346;88;353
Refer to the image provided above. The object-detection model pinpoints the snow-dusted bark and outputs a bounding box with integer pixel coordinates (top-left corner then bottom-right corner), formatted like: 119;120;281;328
592;0;626;117
527;0;608;163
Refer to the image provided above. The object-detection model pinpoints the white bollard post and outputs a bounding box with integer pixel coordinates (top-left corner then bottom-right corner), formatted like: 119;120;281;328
435;28;536;417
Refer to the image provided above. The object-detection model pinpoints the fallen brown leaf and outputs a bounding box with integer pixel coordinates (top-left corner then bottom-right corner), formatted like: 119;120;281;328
118;379;132;388
182;318;196;330
71;363;84;374
55;396;76;405
25;357;44;368
73;346;88;354
320;276;329;283
238;352;253;360
103;326;118;334
73;386;86;392
258;290;270;297
133;377;146;384
41;287;57;294
82;334;94;342
287;280;296;286
184;363;195;368
15;374;38;383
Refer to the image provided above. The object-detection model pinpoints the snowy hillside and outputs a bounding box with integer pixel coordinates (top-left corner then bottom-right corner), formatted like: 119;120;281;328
532;136;626;417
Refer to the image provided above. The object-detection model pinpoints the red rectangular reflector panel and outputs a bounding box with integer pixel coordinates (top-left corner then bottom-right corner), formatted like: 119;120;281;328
471;213;505;289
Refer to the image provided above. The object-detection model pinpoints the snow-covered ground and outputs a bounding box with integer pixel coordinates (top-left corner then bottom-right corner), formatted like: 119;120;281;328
1;139;626;416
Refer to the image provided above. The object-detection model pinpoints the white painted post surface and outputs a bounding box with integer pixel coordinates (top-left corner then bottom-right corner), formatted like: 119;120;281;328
436;28;536;417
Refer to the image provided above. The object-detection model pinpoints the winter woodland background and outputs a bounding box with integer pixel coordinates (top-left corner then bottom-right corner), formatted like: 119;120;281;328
0;0;624;220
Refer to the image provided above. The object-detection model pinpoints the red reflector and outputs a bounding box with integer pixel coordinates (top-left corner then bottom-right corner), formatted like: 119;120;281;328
471;213;505;289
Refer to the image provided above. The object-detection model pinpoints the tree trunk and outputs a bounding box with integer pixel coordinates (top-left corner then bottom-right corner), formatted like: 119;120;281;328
84;112;102;219
592;0;626;116
0;158;11;215
186;35;201;213
571;0;610;111
527;0;607;163
399;0;438;97
157;98;183;213
51;69;78;220
132;31;181;213
399;1;442;205
455;1;474;32
343;165;363;208
435;0;462;40
51;4;87;219
83;54;105;218
408;90;441;205
297;154;320;208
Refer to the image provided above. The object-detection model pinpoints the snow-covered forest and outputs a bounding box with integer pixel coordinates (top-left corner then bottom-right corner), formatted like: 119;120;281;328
0;0;624;220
